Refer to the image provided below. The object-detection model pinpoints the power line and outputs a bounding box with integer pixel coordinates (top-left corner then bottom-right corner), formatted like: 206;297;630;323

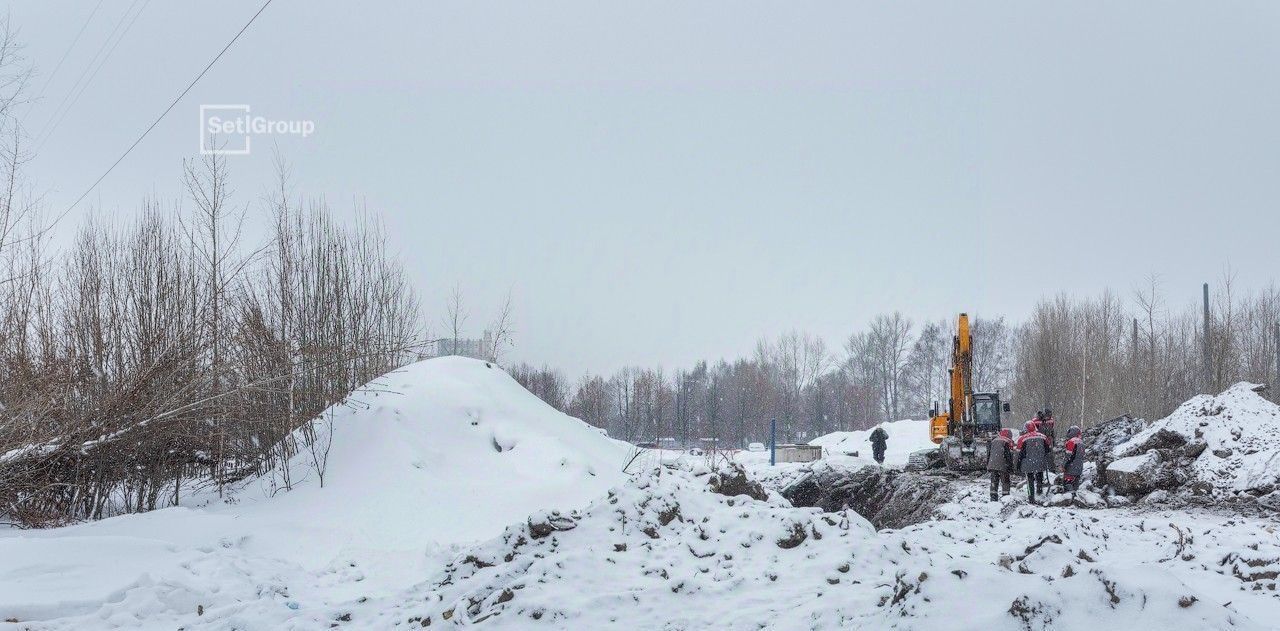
60;0;276;223
25;0;106;112
31;0;143;146
35;0;155;154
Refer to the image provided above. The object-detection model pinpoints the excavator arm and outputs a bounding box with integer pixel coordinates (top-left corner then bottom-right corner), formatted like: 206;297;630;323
931;313;973;444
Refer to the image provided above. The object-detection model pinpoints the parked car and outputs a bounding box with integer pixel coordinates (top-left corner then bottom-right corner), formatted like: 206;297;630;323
747;442;766;452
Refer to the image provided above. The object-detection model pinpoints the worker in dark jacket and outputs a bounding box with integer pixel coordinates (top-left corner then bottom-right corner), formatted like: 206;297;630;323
1040;408;1057;447
869;426;889;465
1061;425;1084;496
986;428;1015;501
1016;420;1050;504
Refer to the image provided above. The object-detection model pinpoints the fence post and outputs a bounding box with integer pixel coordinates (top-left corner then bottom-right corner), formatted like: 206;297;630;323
770;418;777;466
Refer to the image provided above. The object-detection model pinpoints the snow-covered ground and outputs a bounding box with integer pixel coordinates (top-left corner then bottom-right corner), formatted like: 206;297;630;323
0;357;632;627
383;464;1280;629
3;364;1280;629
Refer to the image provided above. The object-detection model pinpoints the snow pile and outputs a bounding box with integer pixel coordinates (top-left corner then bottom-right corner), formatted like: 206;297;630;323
366;465;1276;630
0;356;632;625
1109;382;1280;501
809;419;934;466
239;355;633;549
378;463;874;628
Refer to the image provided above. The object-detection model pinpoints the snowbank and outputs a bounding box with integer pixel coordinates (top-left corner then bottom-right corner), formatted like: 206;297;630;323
1110;382;1280;499
809;419;934;466
0;357;632;624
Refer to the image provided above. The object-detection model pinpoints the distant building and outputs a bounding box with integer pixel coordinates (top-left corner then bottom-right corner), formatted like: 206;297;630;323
436;331;494;360
775;444;823;463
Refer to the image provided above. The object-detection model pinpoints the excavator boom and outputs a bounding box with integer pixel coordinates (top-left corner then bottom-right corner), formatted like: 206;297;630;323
931;313;973;444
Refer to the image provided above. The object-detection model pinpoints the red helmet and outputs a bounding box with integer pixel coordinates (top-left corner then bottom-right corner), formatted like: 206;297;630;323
999;428;1013;440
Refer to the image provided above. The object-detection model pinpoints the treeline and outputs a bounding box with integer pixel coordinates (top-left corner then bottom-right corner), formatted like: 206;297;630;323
0;152;422;526
512;280;1280;448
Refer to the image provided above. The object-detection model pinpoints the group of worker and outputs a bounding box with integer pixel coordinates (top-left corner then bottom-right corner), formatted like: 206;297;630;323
987;408;1086;504
865;409;1086;505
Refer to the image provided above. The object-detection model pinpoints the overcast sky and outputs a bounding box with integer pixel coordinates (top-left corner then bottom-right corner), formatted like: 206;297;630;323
12;1;1280;377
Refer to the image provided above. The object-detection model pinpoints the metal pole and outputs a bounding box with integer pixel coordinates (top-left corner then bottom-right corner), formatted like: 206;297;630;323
1274;322;1279;391
769;418;777;466
1203;283;1212;393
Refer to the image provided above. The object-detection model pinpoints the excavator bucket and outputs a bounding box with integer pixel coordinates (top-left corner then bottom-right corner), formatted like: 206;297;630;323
940;435;990;471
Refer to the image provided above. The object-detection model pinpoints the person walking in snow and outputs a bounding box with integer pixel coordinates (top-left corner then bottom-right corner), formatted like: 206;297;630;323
986;428;1015;501
1016;420;1051;504
1061;425;1084;496
869;426;889;465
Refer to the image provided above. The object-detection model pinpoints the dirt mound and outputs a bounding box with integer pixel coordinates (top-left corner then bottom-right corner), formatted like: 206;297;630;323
707;462;769;501
781;462;956;529
1084;414;1147;474
1104;383;1280;505
386;464;874;626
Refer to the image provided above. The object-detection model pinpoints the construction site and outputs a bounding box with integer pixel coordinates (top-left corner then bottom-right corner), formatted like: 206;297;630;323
4;1;1280;627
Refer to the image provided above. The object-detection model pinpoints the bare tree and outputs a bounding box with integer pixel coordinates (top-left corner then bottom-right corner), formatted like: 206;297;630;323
487;291;514;363
443;284;467;356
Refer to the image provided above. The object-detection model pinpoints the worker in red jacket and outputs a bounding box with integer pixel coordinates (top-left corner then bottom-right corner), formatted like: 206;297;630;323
1061;425;1084;496
1016;420;1050;504
1027;410;1044;433
1040;408;1057;446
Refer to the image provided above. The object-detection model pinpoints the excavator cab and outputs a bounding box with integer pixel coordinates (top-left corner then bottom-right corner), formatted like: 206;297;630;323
971;393;1003;433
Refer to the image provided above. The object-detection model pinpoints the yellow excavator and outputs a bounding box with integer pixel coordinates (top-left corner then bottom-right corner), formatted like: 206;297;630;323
908;313;1009;471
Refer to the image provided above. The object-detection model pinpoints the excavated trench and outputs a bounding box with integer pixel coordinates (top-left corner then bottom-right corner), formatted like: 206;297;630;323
781;464;959;530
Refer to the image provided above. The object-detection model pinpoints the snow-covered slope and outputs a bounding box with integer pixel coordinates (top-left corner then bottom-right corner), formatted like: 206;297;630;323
231;356;632;549
809;419;934;466
0;357;631;624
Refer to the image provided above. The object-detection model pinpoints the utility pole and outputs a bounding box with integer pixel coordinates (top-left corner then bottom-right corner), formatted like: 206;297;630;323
1203;283;1212;393
1274;322;1279;392
1132;317;1139;401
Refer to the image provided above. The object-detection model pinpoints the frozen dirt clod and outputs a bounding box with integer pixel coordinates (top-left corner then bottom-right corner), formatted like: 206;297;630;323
1106;452;1180;496
1084;414;1148;476
781;462;955;530
706;463;769;502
